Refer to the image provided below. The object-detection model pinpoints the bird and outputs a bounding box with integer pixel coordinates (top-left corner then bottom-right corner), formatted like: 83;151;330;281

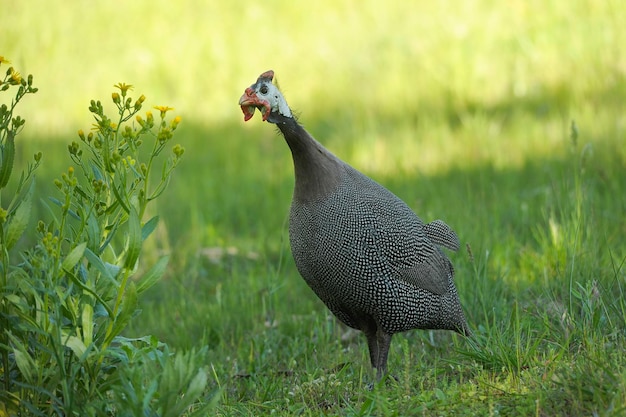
238;70;471;379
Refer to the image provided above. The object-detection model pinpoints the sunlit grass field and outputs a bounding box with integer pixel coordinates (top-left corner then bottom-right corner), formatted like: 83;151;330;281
4;0;626;415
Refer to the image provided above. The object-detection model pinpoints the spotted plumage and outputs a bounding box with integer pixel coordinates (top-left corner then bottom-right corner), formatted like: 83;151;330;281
239;70;471;378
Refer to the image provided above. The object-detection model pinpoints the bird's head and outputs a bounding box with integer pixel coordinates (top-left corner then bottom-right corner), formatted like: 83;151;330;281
239;70;292;124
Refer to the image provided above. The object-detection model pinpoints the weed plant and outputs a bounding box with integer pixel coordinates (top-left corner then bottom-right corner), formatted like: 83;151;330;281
0;59;213;416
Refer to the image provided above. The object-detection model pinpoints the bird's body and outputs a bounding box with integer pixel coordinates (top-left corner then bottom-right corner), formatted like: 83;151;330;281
239;70;470;378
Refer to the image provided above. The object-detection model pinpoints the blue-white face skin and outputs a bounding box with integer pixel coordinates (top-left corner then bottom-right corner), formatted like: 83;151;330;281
239;70;292;123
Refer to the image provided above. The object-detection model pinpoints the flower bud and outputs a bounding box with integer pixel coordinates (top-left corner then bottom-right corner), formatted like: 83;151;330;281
157;127;172;144
171;115;182;130
68;142;80;156
134;94;146;110
172;144;185;158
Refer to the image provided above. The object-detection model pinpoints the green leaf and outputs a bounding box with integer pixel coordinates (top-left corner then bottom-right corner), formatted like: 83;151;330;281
65;266;113;318
4;179;34;250
73;184;89;200
84;247;115;283
163;369;209;417
186;388;222;417
86;211;100;252
136;255;169;295
62;330;88;359
98;221;119;255
47;196;63;208
8;333;36;383
82;303;94;346
107;281;138;345
186;369;209;403
0;129;15;188
62;242;87;271
124;207;141;269
141;215;159;241
91;160;104;181
434;387;447;400
111;183;130;213
7;171;35;213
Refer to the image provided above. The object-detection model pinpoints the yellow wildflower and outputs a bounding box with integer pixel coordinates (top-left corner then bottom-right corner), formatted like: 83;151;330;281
90;121;116;133
154;105;174;118
9;67;21;85
113;82;133;96
0;56;10;65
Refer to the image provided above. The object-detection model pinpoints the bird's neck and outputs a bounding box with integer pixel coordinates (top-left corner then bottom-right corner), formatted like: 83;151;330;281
277;118;342;203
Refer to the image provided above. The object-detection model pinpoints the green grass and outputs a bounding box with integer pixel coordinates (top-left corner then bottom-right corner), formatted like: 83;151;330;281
4;0;626;415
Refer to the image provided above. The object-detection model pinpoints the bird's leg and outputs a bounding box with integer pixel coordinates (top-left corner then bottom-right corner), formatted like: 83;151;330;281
374;330;392;380
364;330;380;370
360;316;380;369
363;321;393;380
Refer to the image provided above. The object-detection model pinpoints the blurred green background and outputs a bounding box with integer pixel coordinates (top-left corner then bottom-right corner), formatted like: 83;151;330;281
4;0;626;338
6;0;624;150
3;1;626;412
5;0;626;335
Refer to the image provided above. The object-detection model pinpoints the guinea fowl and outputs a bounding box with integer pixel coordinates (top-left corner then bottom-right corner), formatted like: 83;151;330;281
239;70;471;379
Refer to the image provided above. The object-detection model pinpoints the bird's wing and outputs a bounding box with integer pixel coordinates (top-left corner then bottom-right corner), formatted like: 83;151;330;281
424;219;460;252
366;197;455;296
343;167;457;296
392;248;453;295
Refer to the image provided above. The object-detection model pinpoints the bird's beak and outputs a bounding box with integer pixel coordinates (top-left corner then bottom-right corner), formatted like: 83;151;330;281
239;87;271;122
